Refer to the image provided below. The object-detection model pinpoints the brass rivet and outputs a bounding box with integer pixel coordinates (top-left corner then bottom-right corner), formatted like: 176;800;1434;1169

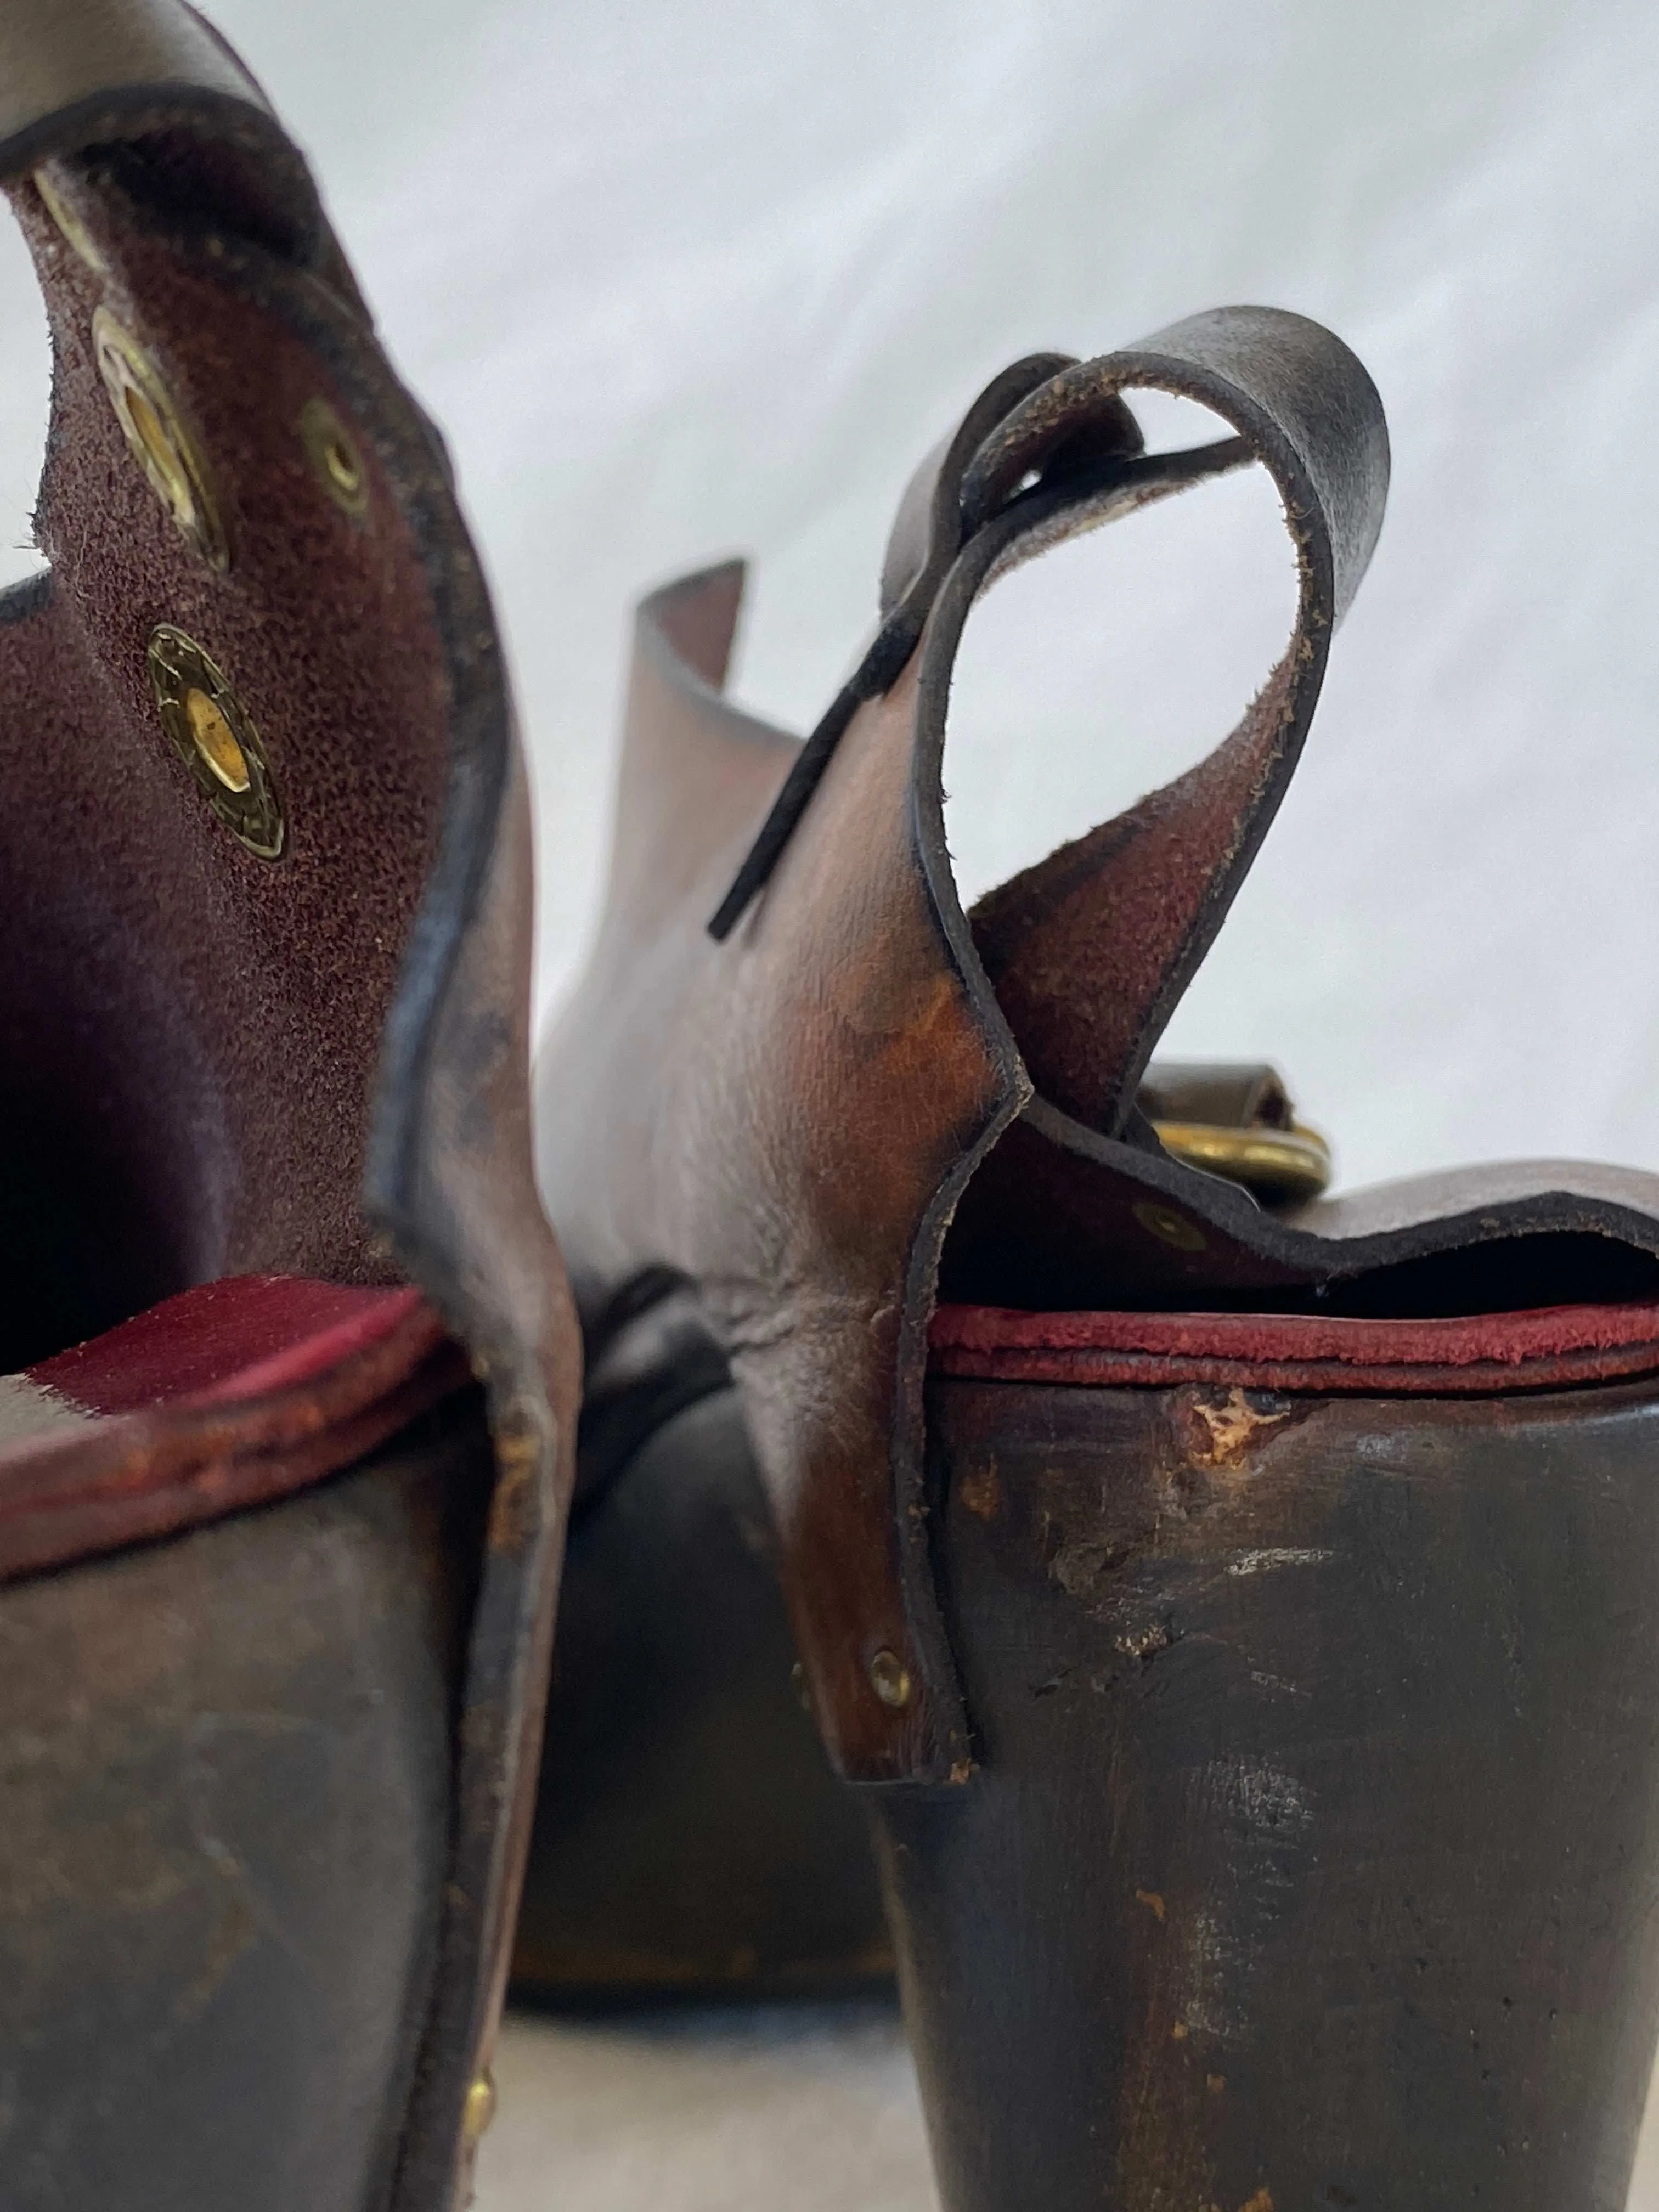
461;2072;496;2145
300;396;369;517
94;309;228;571
1131;1200;1207;1254
33;167;106;274
869;1649;912;1709
146;625;283;860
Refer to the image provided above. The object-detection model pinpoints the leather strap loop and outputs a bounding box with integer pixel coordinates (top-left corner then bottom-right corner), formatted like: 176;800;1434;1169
962;306;1386;620
926;307;1389;1136
710;308;1386;964
707;351;1098;939
877;351;1106;614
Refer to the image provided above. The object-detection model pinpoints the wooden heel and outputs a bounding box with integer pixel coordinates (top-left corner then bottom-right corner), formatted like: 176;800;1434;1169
867;1373;1659;2212
514;1389;891;2000
0;1412;492;2212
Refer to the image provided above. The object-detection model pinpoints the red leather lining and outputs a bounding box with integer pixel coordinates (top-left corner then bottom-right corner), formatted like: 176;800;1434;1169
32;1276;430;1412
0;1275;471;1582
929;1300;1659;1395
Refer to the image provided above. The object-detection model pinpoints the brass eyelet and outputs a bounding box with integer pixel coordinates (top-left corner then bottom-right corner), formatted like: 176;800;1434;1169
33;167;106;274
93;309;228;572
146;627;284;860
1131;1200;1209;1254
300;396;369;518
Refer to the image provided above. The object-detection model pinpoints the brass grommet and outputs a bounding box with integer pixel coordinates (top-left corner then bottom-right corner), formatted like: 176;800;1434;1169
869;1649;912;1709
33;167;106;274
461;2072;496;2146
146;626;283;860
300;396;369;517
1131;1200;1208;1254
94;308;228;571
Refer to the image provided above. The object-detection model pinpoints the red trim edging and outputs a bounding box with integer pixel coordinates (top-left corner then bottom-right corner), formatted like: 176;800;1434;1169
929;1300;1659;1395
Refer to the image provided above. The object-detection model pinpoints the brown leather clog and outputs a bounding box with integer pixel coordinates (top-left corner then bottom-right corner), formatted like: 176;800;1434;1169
0;7;578;2207
527;306;1659;2209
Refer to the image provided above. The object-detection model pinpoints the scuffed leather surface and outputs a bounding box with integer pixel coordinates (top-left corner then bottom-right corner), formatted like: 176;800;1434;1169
872;1373;1659;2212
0;1418;488;2212
541;311;1396;1781
542;304;1659;1784
545;584;998;1782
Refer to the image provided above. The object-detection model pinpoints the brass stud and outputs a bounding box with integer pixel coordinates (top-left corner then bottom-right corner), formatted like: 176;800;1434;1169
93;309;228;571
461;2072;496;2146
1131;1200;1208;1254
146;626;284;860
33;167;106;274
300;396;369;518
869;1649;912;1709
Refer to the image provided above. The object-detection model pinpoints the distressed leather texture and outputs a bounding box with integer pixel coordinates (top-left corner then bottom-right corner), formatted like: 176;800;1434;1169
0;4;579;2205
522;233;1659;2204
870;1373;1659;2212
0;1414;492;2212
540;302;1659;1787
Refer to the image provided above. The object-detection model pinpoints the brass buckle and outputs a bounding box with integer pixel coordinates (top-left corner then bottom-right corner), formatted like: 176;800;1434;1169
1150;1118;1332;1205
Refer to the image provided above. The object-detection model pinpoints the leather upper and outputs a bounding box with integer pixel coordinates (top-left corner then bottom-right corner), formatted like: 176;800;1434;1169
0;6;579;2203
541;307;1659;1786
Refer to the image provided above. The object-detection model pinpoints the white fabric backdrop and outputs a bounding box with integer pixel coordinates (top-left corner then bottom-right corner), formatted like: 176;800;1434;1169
7;1;1659;2201
2;0;1656;1191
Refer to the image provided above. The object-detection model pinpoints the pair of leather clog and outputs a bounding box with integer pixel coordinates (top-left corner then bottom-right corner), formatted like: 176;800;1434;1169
7;11;1659;2212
